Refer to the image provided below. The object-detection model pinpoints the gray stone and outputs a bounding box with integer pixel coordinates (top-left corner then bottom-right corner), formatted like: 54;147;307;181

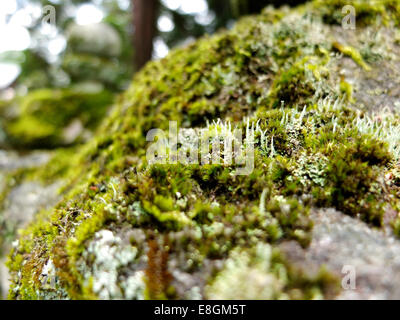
280;209;400;299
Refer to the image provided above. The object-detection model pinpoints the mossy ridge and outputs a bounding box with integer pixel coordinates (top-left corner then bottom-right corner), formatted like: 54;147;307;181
6;0;400;299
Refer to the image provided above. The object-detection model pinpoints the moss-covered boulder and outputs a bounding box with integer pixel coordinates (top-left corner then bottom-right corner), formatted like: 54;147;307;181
0;87;114;149
4;0;400;299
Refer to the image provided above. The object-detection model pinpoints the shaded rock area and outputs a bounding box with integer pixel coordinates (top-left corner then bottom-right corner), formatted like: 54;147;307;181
331;26;400;113
2;181;62;228
280;209;400;300
0;150;61;299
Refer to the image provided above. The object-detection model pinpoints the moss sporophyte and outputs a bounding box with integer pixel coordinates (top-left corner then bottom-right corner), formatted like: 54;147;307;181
146;120;255;175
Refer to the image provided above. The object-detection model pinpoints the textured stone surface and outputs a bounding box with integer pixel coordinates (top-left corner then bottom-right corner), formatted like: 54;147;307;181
0;150;58;299
2;181;62;227
280;209;400;299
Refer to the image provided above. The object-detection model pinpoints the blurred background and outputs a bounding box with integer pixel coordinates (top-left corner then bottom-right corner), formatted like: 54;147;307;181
0;0;307;96
0;0;306;150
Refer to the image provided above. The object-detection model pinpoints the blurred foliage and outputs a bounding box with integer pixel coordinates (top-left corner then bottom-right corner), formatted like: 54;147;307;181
160;0;307;48
0;0;308;92
1;87;114;149
1;0;134;92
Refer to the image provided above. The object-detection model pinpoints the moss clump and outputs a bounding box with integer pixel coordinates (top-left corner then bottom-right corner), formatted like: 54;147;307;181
2;88;114;149
62;54;129;91
332;42;371;71
268;58;324;108
5;0;400;300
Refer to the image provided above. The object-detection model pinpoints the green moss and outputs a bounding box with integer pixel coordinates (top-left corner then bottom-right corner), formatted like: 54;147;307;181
332;42;371;71
206;243;339;299
339;80;355;103
268;58;327;108
319;134;391;225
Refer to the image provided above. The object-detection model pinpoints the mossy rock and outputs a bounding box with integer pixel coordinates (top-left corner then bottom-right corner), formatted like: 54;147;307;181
5;0;400;299
1;88;114;149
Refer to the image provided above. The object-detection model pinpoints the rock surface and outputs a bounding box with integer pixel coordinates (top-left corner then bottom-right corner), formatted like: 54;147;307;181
281;209;400;300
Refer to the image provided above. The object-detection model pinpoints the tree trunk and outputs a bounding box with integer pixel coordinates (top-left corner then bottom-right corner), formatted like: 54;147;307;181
132;0;159;70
